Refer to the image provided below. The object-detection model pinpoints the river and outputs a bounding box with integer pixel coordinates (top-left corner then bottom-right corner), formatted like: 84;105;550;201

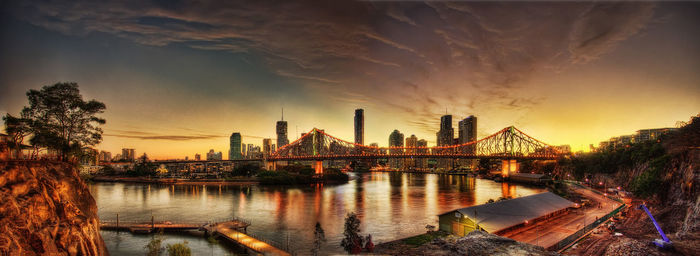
90;172;545;255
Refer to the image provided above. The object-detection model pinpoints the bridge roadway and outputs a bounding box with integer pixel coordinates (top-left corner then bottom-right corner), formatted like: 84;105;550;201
268;153;559;161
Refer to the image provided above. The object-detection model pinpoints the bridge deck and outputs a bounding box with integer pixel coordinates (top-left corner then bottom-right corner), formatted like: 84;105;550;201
209;221;290;256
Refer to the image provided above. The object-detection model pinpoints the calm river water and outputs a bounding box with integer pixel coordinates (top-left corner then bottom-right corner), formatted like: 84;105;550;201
90;172;544;255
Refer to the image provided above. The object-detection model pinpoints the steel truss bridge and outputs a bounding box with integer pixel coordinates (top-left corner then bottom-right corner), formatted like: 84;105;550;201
270;126;562;162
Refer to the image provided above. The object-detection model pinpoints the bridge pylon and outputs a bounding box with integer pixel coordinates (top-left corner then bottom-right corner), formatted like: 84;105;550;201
314;160;323;175
501;159;519;178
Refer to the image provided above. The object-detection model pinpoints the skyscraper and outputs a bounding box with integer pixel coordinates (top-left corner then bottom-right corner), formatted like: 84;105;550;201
354;109;364;145
458;115;477;168
436;115;454;146
405;135;418;169
436;115;454;169
263;138;272;156
458;115;477;144
229;133;242;160
276;108;289;148
121;148;135;162
388;130;404;169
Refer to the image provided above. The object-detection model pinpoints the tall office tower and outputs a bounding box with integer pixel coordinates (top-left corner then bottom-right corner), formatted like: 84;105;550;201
122;148;135;162
354;109;364;145
195;153;201;161
276;109;289;148
436;115;454;169
436;115;454;146
388;130;404;169
457;115;477;168
229;133;243;160
241;145;247;158
458;115;477;144
262;138;272;156
405;135;418;168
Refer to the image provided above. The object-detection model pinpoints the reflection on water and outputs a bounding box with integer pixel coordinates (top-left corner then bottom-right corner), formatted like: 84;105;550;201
91;172;544;255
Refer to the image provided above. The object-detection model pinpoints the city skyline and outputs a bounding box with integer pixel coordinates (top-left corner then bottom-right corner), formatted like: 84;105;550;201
1;1;699;159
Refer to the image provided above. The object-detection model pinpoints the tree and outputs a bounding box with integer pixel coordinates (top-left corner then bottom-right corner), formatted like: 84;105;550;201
19;82;106;160
340;212;363;254
312;222;326;256
2;113;31;159
166;241;191;256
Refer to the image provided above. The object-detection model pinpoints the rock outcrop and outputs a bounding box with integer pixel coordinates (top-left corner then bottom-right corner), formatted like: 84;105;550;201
378;231;557;256
0;161;108;255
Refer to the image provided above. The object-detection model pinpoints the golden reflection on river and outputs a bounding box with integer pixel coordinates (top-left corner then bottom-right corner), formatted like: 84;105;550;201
91;172;544;254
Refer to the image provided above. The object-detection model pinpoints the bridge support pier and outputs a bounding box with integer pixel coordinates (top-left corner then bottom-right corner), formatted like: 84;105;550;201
314;161;323;175
501;159;518;178
264;160;276;171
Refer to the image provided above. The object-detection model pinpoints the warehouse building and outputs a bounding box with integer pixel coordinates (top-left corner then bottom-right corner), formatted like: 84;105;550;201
438;192;575;236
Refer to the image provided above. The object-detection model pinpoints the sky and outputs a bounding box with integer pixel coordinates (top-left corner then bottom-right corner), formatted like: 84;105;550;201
1;0;699;159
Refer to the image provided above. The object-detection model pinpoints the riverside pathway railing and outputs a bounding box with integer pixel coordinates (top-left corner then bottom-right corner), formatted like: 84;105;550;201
549;204;626;252
548;180;627;252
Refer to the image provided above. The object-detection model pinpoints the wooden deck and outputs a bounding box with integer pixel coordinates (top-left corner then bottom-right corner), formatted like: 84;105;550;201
100;218;290;255
206;221;290;256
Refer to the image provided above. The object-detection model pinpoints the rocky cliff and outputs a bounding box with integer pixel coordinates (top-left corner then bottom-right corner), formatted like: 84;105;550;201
0;161;108;255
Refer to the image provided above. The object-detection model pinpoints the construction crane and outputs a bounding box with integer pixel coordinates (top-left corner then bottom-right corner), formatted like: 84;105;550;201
638;204;673;249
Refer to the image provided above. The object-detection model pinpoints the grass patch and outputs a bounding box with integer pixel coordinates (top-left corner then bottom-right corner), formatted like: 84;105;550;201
402;231;449;246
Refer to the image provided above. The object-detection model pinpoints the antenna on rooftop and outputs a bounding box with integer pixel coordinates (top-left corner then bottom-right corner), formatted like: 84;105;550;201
281;107;284;121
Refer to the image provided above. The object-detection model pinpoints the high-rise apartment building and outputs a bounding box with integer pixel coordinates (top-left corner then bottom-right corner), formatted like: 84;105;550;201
195;154;201;161
388;130;404;169
206;149;222;160
354;109;364;145
121;148;135;162
405;135;418;168
276;109;289;148
99;151;111;162
458;115;477;144
229;133;242;160
262;138;272;156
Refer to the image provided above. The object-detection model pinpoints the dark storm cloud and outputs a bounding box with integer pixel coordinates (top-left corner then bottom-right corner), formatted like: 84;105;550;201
105;129;266;141
8;0;656;133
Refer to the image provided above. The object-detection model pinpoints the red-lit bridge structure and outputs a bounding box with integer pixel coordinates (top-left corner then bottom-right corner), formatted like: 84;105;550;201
269;126;563;174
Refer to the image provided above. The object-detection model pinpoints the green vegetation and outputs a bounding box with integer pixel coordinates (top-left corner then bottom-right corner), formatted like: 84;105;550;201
145;232;164;256
340;212;363;254
166;241;191;256
401;231;448;246
257;167;349;185
230;163;260;177
629;155;669;198
312;222;326;256
558;115;699;199
3;82;106;161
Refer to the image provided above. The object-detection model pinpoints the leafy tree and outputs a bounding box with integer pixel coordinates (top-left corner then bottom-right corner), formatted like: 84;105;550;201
340;212;363;254
145;232;164;256
312;222;326;256
128;154;157;176
17;82;106;160
2;113;31;158
232;163;260;176
166;241;191;256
